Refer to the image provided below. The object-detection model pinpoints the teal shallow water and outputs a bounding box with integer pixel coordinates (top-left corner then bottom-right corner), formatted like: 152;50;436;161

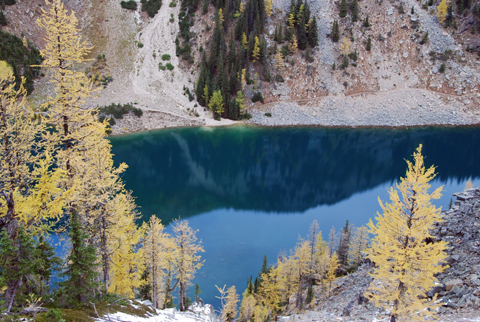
109;125;480;308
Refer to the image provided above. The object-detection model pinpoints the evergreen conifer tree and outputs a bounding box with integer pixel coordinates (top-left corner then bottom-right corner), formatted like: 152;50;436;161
308;16;319;47
339;0;348;17
366;36;372;51
352;0;358;22
35;235;62;296
59;212;99;306
0;11;7;26
297;15;308;50
331;19;340;42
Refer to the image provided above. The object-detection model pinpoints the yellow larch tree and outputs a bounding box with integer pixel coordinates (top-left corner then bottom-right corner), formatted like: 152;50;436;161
274;48;285;72
242;33;248;49
36;0;97;174
437;0;448;24
252;36;260;62
265;0;273;17
324;251;339;297
276;254;296;306
292;240;312;309
348;226;369;269
217;285;240;322
219;8;224;23
314;231;331;291
257;269;281;321
365;144;448;322
208;89;224;116
143;215;169;309
236;90;245;114
287;13;295;28
290;34;298;55
107;193;144;298
339;36;352;57
0;62;66;312
239;288;256;322
172;219;204;311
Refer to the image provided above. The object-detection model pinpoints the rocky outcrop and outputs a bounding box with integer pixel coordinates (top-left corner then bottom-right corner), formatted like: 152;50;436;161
431;187;480;312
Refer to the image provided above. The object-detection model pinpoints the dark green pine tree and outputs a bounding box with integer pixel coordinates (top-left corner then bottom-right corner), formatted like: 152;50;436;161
258;254;270;280
278;23;284;43
339;0;348;17
247;276;253;294
366;36;372;51
273;25;278;42
297;14;308;50
308;16;319;47
59;213;100;306
0;11;7;26
351;0;358;22
0;227;35;312
35;235;62;296
331;19;340;42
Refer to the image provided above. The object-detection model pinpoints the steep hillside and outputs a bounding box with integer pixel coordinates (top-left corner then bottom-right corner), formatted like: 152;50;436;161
1;0;480;132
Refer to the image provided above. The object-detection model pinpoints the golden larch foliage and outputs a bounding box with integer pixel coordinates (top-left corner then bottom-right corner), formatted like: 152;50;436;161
365;144;448;322
172;219;204;311
252;36;260;62
464;178;473;189
437;0;448;23
348;226;369;268
339;36;352;56
242;33;248;49
217;284;240;322
208;89;224;115
290;34;298;55
265;0;273;16
257;269;281;321
274;48;285;72
239;290;256;322
324;251;339;297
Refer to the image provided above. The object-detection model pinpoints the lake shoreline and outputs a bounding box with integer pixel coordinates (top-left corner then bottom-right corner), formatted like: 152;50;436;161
108;88;480;136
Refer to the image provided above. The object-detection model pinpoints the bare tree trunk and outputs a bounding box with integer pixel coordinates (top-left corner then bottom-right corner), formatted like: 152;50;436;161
101;216;109;295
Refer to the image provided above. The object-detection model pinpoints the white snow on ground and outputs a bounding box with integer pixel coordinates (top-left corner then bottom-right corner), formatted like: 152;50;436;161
96;301;216;322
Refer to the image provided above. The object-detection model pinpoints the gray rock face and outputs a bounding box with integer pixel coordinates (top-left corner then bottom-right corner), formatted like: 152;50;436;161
430;187;480;312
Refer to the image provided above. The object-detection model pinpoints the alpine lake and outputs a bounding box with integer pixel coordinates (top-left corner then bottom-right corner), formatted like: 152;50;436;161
109;125;480;309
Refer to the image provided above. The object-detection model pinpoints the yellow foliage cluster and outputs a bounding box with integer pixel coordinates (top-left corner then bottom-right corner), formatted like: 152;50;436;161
143;217;204;310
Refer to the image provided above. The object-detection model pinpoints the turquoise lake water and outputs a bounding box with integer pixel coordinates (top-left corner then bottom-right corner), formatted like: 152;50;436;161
109;125;480;308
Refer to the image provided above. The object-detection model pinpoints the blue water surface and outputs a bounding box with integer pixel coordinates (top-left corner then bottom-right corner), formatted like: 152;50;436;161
109;125;480;308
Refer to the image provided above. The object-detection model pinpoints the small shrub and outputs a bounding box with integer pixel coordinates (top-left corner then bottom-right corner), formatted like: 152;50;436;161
120;0;138;10
159;63;166;70
439;63;446;73
166;63;174;70
251;92;264;104
141;0;162;17
265;112;272;117
44;308;64;322
138;42;144;48
419;31;429;45
275;74;285;82
169;1;176;6
98;103;143;122
161;54;171;60
366;36;372;51
242;113;252;120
